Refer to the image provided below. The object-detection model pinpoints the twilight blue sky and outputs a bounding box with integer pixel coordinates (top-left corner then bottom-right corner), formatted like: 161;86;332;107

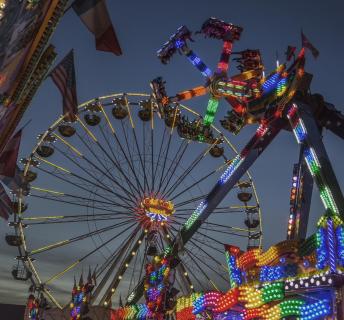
0;0;344;305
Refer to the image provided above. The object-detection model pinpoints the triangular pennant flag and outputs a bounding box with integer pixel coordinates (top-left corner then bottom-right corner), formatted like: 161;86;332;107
301;31;319;58
72;0;122;56
0;183;12;220
0;129;22;177
49;50;78;122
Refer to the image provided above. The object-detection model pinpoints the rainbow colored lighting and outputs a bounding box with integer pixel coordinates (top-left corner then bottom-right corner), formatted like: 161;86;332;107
276;77;287;97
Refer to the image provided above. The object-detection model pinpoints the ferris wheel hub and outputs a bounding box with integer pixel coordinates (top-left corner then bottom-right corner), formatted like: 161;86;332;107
139;196;175;223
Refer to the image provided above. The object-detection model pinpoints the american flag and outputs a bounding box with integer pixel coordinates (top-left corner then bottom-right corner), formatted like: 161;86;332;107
50;50;78;121
0;183;12;220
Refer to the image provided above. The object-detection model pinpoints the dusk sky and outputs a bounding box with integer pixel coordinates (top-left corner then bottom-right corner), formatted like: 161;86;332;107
1;0;344;307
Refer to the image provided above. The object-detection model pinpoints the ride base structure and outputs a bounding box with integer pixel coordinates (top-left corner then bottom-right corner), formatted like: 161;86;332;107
18;17;344;320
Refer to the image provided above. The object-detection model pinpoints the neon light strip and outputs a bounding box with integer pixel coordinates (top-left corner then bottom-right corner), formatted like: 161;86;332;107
184;200;208;230
185;50;212;78
203;97;219;126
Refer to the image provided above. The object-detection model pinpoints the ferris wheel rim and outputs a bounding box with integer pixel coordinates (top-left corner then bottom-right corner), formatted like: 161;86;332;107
13;92;262;309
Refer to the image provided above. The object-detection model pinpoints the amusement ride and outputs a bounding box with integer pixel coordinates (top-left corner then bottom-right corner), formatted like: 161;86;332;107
4;17;344;320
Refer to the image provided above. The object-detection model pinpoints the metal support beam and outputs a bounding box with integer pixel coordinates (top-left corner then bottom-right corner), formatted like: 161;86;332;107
180;118;285;245
287;144;313;240
288;102;344;217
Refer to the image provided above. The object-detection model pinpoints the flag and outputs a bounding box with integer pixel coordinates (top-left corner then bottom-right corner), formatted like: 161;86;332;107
301;31;319;58
0;165;29;196
50;50;78;122
285;45;296;61
72;0;122;56
0;104;17;151
0;129;22;177
0;183;12;220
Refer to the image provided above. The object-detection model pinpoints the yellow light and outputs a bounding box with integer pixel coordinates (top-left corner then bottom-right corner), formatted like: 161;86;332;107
118;275;122;279
111;288;115;293
184;272;188;276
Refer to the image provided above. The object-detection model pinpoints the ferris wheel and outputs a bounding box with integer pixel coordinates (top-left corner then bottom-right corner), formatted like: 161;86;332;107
7;93;262;308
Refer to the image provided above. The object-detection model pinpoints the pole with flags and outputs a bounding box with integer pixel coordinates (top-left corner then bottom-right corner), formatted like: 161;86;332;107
49;50;79;122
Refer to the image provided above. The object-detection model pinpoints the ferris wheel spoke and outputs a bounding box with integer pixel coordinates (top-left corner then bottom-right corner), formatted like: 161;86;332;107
130;124;149;193
53;145;135;207
22;214;134;225
204;221;249;233
157;130;173;193
159;138;190;196
170;161;227;201
184;247;226;287
29;219;134;255
34;164;131;210
174;194;208;208
152;126;167;193
98;125;140;197
198;224;249;238
29;194;133;214
183;248;215;291
45;222;136;285
150;127;154;194
30;186;133;211
108;125;145;195
74;132;137;206
163;142;214;199
98;229;146;305
92;227;140;302
118;120;146;195
186;241;228;282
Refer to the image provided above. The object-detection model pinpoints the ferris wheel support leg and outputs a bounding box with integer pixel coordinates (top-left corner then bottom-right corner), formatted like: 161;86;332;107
180;118;286;245
288;102;344;217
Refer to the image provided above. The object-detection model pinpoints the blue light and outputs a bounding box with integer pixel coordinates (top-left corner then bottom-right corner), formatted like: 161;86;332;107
336;225;344;266
186;51;213;78
316;227;328;269
219;155;243;184
300;300;331;320
326;219;337;272
174;39;185;49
